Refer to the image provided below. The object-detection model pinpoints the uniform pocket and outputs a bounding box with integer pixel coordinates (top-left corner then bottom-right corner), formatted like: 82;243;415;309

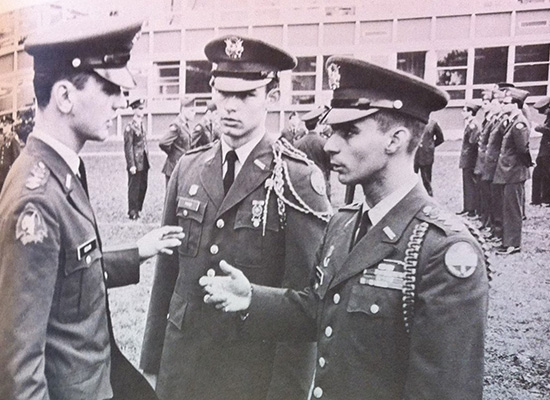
347;282;401;319
167;291;188;331
176;197;206;257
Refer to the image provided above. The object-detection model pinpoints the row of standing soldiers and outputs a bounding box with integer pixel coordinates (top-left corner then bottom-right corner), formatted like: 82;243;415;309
458;84;546;255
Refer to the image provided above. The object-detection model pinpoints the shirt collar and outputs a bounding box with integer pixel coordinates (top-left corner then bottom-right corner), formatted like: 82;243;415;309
221;132;265;166
363;175;419;227
30;130;81;175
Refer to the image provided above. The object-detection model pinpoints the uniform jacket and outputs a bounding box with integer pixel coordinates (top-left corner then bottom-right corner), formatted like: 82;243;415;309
482;112;509;182
140;134;331;400
281;126;308;143
159;116;191;177
0;137;155;400
535;116;550;160
0;132;22;193
124;117;149;172
474;114;494;176
294;131;331;179
191;112;220;149
414;120;444;166
245;183;489;400
459;118;480;169
493;111;531;184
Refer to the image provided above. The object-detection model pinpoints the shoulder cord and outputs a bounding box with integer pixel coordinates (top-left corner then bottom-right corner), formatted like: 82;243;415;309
462;219;493;282
402;221;429;335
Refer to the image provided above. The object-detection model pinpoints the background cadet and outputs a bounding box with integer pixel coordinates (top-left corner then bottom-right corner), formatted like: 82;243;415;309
0;17;183;400
191;100;220;148
295;106;332;199
493;87;532;255
159;97;194;185
281;110;307;143
457;101;482;217
0;116;22;194
200;55;489;400
413;118;444;196
531;96;550;207
124;98;149;220
140;35;331;400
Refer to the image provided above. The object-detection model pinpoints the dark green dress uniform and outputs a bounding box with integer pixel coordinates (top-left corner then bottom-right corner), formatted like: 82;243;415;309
531;97;550;205
413;119;444;196
141;135;331;400
159;115;191;183
245;184;489;400
0;129;22;194
493;100;531;250
0;138;155;400
124;110;149;217
459;110;481;215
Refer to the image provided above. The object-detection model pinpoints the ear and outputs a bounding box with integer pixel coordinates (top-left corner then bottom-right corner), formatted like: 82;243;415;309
266;87;280;104
51;80;75;115
385;126;410;155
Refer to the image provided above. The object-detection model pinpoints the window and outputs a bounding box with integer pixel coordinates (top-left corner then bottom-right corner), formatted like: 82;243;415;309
0;86;13;114
154;31;181;53
155;61;180;99
359;20;392;44
291;56;317;105
0;54;14;75
514;44;549;96
396;18;431;42
474;47;508;85
397;51;426;79
324;23;355;46
288;25;318;47
436;49;467;99
185;60;212;94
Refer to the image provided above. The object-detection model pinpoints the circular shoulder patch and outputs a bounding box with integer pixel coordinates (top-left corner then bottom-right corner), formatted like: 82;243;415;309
516;122;525;130
445;241;478;279
310;168;326;196
16;202;48;245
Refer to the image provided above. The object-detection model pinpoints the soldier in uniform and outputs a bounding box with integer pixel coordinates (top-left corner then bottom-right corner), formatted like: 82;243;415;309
295;106;332;199
159;97;194;185
191;100;220;148
201;56;490;400
281;111;308;143
0;116;22;194
124;98;149;219
140;36;331;400
457;101;481;217
493;88;532;255
0;17;184;400
531;96;550;206
413;118;444;196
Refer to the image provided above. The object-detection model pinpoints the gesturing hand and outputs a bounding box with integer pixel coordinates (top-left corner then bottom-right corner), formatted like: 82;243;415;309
199;260;252;312
137;225;185;261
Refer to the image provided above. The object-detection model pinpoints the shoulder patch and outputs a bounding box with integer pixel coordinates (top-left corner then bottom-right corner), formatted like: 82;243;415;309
16;202;48;245
25;161;50;190
186;140;217;155
515;122;525;130
445;241;478;278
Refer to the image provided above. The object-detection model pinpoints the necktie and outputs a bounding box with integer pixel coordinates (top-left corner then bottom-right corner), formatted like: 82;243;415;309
223;150;238;195
78;158;89;197
355;210;371;246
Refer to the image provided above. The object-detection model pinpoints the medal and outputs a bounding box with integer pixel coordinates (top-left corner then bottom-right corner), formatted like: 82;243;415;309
251;200;264;228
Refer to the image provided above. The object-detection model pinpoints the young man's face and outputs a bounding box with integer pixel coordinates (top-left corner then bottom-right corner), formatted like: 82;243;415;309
461;107;473;120
71;74;126;142
324;116;390;186
213;85;268;144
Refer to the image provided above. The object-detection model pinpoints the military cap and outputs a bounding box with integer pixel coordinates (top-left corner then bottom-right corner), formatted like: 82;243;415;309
505;87;529;103
205;35;297;92
302;106;329;124
323;56;448;125
206;100;217;112
533;96;550;110
181;96;195;108
128;98;146;109
497;82;516;89
25;17;142;89
464;101;481;114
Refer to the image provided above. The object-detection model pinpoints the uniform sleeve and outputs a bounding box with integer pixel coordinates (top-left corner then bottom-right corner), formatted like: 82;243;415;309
139;168;181;374
158;124;178;154
433;122;445;147
0;197;61;400
102;245;140;288
403;234;488;400
123;125;135;170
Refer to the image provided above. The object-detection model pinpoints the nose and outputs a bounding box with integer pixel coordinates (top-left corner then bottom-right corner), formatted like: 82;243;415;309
323;132;340;155
221;94;240;113
112;90;126;110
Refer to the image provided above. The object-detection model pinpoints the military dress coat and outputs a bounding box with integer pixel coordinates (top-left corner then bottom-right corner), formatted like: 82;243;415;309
124;118;149;173
0;131;22;193
159;116;191;178
244;183;489;400
140;134;331;400
0;137;156;400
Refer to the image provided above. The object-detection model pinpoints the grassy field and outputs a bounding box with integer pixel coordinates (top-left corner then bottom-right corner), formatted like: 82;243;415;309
83;138;550;399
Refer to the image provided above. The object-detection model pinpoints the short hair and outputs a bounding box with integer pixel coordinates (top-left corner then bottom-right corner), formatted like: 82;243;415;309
465;106;479;116
33;69;91;109
372;110;426;154
266;77;279;95
305;118;317;131
510;97;525;110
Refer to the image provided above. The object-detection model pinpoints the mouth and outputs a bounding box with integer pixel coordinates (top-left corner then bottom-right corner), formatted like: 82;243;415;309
221;118;241;127
330;162;345;172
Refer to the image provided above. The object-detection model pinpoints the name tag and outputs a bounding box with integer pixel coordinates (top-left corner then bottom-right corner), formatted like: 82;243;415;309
178;197;200;212
77;238;97;260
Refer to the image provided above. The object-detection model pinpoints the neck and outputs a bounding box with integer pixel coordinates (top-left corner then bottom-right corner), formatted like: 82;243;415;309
34;109;85;153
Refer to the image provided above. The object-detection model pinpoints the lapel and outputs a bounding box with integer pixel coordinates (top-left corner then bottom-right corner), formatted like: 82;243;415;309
329;183;430;289
27;137;96;224
215;135;274;219
200;143;224;209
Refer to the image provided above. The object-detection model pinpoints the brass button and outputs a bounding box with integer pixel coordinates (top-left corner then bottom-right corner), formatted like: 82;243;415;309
370;304;380;314
333;293;340;304
210;244;219;255
103;271;108;280
325;326;333;338
318;357;326;368
183;209;189;217
85;255;92;264
216;219;225;229
313;386;323;398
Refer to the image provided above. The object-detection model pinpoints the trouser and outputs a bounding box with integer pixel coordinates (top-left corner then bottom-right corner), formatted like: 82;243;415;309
531;156;550;204
502;182;524;248
478;179;491;226
128;169;148;213
461;168;477;213
415;164;433;196
490;183;504;239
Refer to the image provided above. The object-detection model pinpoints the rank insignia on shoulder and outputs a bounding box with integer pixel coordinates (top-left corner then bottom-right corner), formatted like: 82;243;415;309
26;161;49;190
15;202;48;245
445;241;478;278
310;169;326;196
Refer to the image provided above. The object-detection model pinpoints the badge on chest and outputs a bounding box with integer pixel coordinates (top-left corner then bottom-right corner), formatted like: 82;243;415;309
359;259;406;291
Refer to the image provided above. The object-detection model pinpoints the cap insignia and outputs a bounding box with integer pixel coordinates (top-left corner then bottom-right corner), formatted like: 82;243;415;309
393;100;403;110
72;58;81;68
327;63;341;90
225;37;244;59
15;202;48;245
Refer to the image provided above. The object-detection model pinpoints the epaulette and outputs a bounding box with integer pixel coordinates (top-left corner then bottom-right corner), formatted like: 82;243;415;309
186;140;217;155
275;137;313;166
339;202;361;211
24;160;50;191
416;205;466;234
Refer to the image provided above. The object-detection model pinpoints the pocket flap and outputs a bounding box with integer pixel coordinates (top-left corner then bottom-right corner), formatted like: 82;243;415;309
346;283;400;318
64;246;102;275
177;197;206;223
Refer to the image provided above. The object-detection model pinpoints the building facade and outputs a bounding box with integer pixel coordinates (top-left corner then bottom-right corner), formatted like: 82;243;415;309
1;0;549;138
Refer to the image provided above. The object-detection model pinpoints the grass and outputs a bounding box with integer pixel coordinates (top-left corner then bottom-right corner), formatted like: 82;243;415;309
83;138;550;399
